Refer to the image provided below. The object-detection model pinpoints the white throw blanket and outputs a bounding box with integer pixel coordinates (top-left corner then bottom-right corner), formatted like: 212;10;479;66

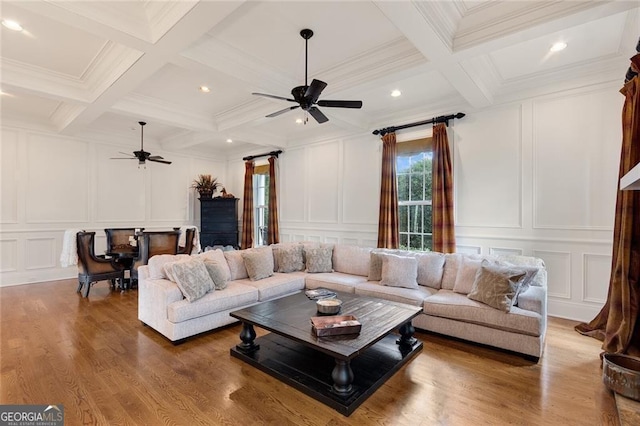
178;225;201;254
60;229;83;267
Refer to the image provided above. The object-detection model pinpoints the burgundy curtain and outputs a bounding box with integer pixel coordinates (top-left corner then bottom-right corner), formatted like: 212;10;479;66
575;53;640;356
432;123;456;253
240;160;254;249
377;132;399;249
267;156;279;245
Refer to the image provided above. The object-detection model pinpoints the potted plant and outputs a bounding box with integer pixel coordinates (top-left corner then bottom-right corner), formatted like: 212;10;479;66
191;174;221;199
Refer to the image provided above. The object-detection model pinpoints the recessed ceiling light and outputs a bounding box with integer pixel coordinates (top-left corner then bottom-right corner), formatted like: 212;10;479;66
295;118;303;124
2;19;23;32
199;86;210;93
391;90;402;97
226;138;233;143
550;42;567;52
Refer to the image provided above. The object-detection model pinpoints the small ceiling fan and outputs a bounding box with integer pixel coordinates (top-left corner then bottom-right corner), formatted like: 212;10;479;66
110;121;171;165
252;29;363;124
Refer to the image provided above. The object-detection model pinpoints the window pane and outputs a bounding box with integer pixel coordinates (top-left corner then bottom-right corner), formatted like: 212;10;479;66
410;154;425;172
397;156;410;173
410;173;424;201
409;234;422;251
423;234;433;251
399;233;408;250
423;205;432;233
399;205;408;233
409;205;422;233
398;174;409;201
424;155;433;196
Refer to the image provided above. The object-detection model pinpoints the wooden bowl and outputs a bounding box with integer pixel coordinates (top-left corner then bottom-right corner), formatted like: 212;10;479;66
603;353;640;401
316;298;342;315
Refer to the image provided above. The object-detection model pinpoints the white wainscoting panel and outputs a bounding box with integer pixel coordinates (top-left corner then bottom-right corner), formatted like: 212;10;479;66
362;239;377;247
308;142;340;223
490;247;524;256
325;237;339;244
280;149;306;222
25;237;56;270
456;245;481;255
342;136;379;225
0;239;18;272
149;157;189;222
96;145;146;222
26;133;89;223
454;105;522;228
341;238;359;245
1;129;19;224
533;250;571;299
532;90;621;230
583;253;611;304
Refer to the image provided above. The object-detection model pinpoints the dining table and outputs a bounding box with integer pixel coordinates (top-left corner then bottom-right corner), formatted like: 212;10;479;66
105;245;138;290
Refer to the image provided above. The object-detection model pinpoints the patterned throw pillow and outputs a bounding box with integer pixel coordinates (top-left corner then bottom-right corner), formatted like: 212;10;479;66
305;246;333;273
467;260;528;312
379;253;419;289
224;250;249;280
202;259;229;290
241;247;274;281
169;258;214;302
273;244;304;273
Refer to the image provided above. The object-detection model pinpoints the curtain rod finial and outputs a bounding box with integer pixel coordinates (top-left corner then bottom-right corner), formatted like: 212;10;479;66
455;112;465;119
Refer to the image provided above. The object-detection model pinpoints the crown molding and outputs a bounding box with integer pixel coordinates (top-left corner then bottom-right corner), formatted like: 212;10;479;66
145;1;198;43
50;103;87;133
82;42;143;100
413;0;461;52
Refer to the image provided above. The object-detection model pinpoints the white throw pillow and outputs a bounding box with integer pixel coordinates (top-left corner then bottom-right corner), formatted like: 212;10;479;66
195;249;231;282
453;257;483;294
242;246;275;281
202;259;230;290
148;254;190;279
379;253;419;289
224;250;249;280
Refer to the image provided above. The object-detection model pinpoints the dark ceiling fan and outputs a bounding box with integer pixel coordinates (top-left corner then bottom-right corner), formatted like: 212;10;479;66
252;29;363;124
110;121;171;165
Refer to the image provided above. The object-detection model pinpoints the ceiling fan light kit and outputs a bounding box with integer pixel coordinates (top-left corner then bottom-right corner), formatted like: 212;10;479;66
252;29;362;124
110;121;172;166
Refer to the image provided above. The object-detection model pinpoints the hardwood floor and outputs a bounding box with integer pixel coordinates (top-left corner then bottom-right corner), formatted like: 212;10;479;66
0;279;618;425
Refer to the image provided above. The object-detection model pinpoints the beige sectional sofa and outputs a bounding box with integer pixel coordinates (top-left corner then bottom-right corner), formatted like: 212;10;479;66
138;243;547;360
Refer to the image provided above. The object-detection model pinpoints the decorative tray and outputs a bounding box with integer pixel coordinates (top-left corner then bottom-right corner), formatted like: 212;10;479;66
311;315;362;337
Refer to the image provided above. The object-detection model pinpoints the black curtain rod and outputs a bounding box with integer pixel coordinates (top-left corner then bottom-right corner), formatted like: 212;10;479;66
242;150;283;162
372;112;466;136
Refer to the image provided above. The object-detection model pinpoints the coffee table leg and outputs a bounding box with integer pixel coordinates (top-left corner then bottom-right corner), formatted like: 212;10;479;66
236;322;260;354
397;321;418;347
331;359;354;395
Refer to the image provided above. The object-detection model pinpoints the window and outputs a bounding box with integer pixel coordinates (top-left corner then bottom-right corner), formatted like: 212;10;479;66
253;172;269;246
397;146;432;251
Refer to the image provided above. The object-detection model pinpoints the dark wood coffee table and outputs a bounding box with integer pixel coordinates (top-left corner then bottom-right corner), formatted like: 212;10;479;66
229;291;423;416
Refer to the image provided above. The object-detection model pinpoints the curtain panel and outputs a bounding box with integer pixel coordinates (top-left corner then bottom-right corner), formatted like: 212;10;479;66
576;53;640;356
267;156;280;245
240;160;254;249
432;123;456;253
377;132;399;249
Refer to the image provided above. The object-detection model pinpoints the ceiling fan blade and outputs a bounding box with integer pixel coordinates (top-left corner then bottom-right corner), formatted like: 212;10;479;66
148;155;165;160
118;151;135;157
317;100;363;109
252;93;296;102
110;157;138;160
308;106;329;124
304;79;327;104
148;158;172;165
266;105;300;118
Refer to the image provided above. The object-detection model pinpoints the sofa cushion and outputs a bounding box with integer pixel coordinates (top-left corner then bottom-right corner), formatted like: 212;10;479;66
467;261;528;312
304;272;367;294
236;273;305;301
224;250;249;280
424;290;542;336
148;254;190;279
355;282;436;307
272;243;304;273
414;252;445;289
169;258;214;303
495;255;546;287
167;281;259;323
380;253;419;289
305;246;333;273
242;246;274;281
332;245;372;277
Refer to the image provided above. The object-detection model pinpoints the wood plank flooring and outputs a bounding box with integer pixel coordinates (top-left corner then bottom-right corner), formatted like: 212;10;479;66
0;279;619;425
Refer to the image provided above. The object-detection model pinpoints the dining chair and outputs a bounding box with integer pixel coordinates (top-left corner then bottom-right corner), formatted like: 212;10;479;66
130;231;180;283
76;231;125;297
177;228;196;255
104;228;144;251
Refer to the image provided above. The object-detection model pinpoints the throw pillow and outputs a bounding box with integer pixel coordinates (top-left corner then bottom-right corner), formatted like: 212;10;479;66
148;254;189;279
273;244;304;273
195;249;231;282
452;257;483;294
224;250;249;280
241;247;275;281
414;252;446;289
367;249;403;281
467;260;528;312
305;246;333;273
202;259;230;290
379;253;419;289
169;258;214;302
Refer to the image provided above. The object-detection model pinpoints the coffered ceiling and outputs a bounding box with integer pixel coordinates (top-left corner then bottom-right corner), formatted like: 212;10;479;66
1;1;638;158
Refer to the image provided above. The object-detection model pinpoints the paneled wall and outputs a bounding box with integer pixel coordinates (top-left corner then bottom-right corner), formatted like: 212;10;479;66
228;82;622;322
0;125;225;286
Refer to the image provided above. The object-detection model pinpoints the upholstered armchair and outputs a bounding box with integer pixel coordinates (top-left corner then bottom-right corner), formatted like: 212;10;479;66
76;231;125;297
130;231;180;283
177;228;196;255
